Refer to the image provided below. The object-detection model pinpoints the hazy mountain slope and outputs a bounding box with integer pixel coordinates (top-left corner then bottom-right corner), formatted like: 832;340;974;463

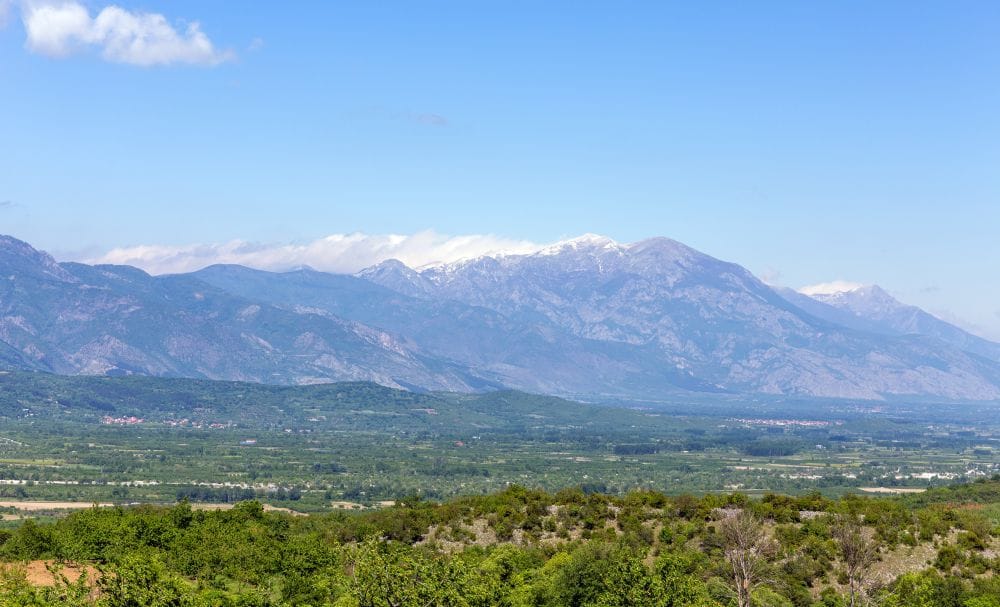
773;287;900;336
3;233;1000;401
193;264;719;397
0;237;481;390
801;285;1000;362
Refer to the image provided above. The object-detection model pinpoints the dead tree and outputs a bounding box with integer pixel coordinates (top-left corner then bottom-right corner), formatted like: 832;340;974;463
720;509;775;607
833;515;879;607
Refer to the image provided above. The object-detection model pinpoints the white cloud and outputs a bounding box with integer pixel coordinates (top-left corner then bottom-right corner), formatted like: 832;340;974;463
20;1;232;66
85;231;547;275
797;280;865;296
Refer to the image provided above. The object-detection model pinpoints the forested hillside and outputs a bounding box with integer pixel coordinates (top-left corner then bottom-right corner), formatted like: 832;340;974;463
2;480;999;606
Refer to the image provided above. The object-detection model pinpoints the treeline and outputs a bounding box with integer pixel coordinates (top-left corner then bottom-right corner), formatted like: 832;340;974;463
0;480;999;606
173;486;303;503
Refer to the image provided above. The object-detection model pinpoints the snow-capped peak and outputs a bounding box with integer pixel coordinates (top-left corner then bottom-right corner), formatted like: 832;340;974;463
537;233;620;256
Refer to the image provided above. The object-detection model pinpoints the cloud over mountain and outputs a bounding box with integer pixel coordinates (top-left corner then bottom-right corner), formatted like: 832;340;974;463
86;231;545;275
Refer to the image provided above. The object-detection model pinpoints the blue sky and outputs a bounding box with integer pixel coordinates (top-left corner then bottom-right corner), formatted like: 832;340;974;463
1;1;999;337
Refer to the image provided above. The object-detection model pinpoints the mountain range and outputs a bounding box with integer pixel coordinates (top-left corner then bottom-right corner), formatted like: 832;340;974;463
1;233;998;402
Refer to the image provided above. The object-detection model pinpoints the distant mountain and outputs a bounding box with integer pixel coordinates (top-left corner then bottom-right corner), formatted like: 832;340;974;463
0;236;481;390
784;284;1000;363
361;234;1000;400
193;264;709;397
356;259;436;298
2;233;1000;401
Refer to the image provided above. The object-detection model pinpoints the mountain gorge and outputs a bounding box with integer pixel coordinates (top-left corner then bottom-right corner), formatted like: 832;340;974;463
2;233;999;402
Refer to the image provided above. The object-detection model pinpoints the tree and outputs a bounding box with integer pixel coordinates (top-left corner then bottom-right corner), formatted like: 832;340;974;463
347;537;463;607
833;515;878;607
98;551;190;607
528;543;617;607
653;552;721;607
595;550;658;607
719;510;775;607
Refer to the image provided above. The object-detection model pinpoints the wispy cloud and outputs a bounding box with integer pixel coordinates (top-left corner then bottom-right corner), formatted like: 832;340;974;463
0;200;14;209
797;280;864;296
18;0;233;66
414;113;448;127
84;231;546;275
354;106;451;128
757;267;782;285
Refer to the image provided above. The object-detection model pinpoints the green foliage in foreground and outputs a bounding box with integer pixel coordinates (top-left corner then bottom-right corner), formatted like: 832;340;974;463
0;480;1000;607
0;481;999;606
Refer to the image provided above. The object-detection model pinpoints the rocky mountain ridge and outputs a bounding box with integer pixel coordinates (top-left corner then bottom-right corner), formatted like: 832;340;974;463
2;233;999;402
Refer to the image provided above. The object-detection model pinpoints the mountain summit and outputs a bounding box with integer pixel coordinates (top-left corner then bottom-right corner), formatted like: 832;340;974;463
2;233;1000;401
362;235;1000;400
0;235;78;284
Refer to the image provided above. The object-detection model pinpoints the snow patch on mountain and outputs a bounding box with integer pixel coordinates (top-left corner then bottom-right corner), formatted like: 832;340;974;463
798;280;865;296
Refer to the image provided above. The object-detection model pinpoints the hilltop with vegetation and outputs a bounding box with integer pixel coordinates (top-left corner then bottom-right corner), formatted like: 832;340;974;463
1;480;1000;606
